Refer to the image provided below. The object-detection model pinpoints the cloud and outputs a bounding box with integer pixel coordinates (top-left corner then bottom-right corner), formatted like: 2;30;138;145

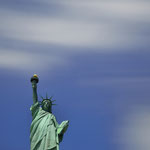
79;76;150;87
0;12;101;47
0;0;149;49
0;0;149;72
0;48;67;73
114;106;150;150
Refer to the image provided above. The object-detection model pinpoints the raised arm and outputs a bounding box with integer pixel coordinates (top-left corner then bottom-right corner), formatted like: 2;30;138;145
30;74;39;104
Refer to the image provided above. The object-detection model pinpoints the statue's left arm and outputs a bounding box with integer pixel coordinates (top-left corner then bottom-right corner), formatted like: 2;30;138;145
57;120;69;143
52;115;69;143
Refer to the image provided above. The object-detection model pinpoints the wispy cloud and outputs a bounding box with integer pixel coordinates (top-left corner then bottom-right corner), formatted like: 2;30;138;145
114;106;150;150
0;0;149;72
0;0;149;49
0;11;101;47
0;48;67;73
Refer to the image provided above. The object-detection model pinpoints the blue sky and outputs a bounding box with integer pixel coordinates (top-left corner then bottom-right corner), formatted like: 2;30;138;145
0;0;150;150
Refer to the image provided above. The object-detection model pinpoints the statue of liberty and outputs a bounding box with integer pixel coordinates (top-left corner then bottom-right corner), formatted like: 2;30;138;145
30;74;69;150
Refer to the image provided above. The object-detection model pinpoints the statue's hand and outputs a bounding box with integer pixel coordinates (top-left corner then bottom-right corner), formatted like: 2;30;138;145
31;74;39;83
58;120;69;134
62;120;69;132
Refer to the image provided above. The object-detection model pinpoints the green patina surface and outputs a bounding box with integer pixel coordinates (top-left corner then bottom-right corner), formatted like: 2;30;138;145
30;75;69;150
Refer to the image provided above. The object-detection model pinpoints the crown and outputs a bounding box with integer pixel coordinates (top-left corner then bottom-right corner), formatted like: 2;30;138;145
40;93;56;106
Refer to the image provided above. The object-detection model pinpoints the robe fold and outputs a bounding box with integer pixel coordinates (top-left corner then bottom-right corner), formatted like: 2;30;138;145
30;102;59;150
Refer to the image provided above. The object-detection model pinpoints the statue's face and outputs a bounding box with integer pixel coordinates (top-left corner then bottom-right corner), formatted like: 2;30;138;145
42;100;52;113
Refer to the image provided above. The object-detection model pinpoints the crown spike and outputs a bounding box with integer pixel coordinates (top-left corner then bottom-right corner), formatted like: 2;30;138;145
46;93;48;99
52;104;57;105
51;100;56;102
40;96;44;100
50;96;53;100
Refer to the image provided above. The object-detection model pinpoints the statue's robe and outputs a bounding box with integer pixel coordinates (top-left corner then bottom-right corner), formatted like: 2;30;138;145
30;102;61;150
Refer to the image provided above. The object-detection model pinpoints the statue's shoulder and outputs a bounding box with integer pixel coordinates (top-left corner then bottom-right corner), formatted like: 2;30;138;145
30;102;41;119
30;102;40;111
51;113;56;118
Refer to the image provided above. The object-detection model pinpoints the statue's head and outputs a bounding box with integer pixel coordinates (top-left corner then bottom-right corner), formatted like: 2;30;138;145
41;95;56;113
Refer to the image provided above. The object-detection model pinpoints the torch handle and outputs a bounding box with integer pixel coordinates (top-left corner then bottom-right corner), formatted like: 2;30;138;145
31;75;39;104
